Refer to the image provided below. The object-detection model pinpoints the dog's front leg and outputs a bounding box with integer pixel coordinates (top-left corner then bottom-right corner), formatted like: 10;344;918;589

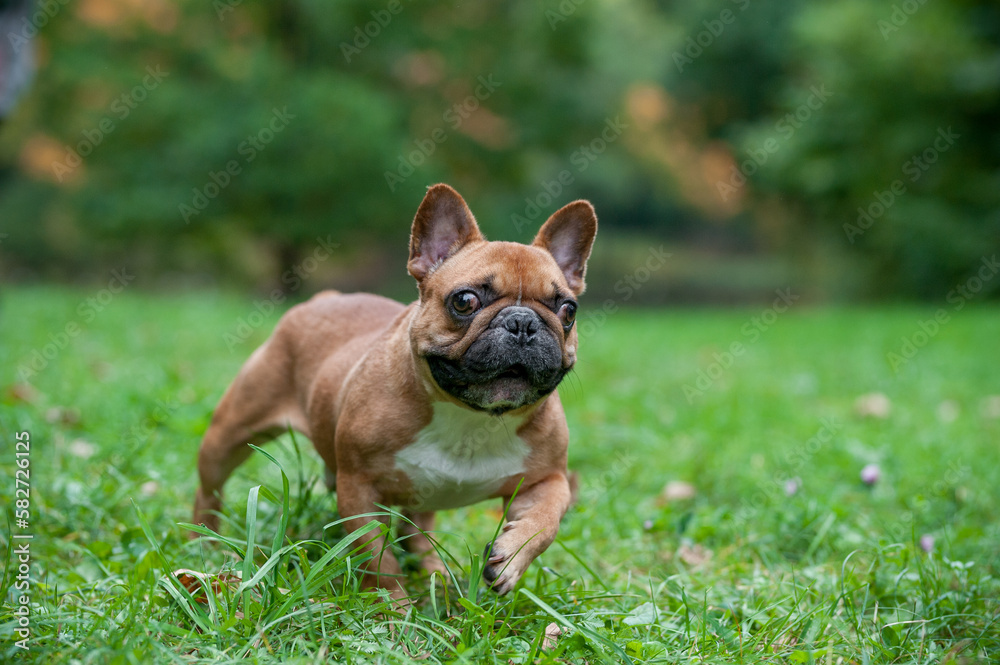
336;474;409;603
483;472;572;595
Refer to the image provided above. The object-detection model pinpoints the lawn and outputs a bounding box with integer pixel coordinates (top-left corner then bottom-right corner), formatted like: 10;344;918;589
1;286;998;663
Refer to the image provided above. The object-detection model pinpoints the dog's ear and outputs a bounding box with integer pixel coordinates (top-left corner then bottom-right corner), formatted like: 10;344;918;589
408;184;484;281
533;201;598;295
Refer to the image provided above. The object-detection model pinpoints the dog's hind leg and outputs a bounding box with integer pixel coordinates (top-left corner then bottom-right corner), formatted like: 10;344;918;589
193;338;308;535
400;511;448;577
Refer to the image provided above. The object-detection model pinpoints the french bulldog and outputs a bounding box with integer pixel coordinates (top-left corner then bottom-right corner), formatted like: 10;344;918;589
193;184;597;601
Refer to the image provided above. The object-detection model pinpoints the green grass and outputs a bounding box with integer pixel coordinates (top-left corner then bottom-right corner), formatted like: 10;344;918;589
1;285;998;663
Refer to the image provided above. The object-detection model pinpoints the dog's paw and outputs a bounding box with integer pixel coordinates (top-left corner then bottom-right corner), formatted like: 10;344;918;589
481;522;538;595
482;543;521;595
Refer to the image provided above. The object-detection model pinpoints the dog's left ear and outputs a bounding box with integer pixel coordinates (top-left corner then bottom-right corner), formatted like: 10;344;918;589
533;201;598;295
408;184;485;282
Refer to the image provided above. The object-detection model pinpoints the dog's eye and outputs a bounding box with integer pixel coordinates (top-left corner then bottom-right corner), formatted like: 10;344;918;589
449;290;481;316
558;301;577;327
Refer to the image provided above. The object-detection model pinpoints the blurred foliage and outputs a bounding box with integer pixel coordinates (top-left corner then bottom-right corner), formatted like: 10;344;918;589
0;0;997;300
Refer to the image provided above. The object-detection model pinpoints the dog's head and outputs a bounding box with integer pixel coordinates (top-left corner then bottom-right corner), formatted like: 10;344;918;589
407;184;597;414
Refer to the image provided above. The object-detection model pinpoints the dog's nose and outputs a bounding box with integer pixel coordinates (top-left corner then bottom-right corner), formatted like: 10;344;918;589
497;306;539;341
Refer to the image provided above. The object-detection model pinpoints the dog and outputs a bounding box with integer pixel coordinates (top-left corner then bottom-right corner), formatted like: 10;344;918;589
193;184;597;601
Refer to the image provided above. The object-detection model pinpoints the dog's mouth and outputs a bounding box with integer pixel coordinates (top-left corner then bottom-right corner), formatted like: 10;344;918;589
476;366;534;412
425;355;565;415
492;365;529;381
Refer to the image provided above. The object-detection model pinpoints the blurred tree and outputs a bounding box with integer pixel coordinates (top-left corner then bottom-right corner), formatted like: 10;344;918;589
0;0;996;301
669;0;1000;298
0;0;649;287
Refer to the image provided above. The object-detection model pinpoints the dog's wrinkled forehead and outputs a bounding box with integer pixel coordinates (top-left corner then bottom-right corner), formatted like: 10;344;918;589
426;241;569;301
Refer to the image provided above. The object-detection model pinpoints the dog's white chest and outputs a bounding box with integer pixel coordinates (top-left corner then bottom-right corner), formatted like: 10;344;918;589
395;402;529;511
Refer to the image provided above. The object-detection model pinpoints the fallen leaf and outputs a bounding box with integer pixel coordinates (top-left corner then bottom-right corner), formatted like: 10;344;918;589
46;406;82;426
980;395;1000;419
172;568;242;603
68;439;96;459
661;480;696;503
5;383;41;404
937;400;959;423
677;542;712;567
542;622;562;651
854;392;891;419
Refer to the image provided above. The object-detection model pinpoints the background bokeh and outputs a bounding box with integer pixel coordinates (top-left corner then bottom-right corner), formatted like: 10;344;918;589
1;0;998;304
2;4;1000;661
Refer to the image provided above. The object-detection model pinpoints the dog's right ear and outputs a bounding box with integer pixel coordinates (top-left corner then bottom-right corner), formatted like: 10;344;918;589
532;200;598;296
408;184;484;281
